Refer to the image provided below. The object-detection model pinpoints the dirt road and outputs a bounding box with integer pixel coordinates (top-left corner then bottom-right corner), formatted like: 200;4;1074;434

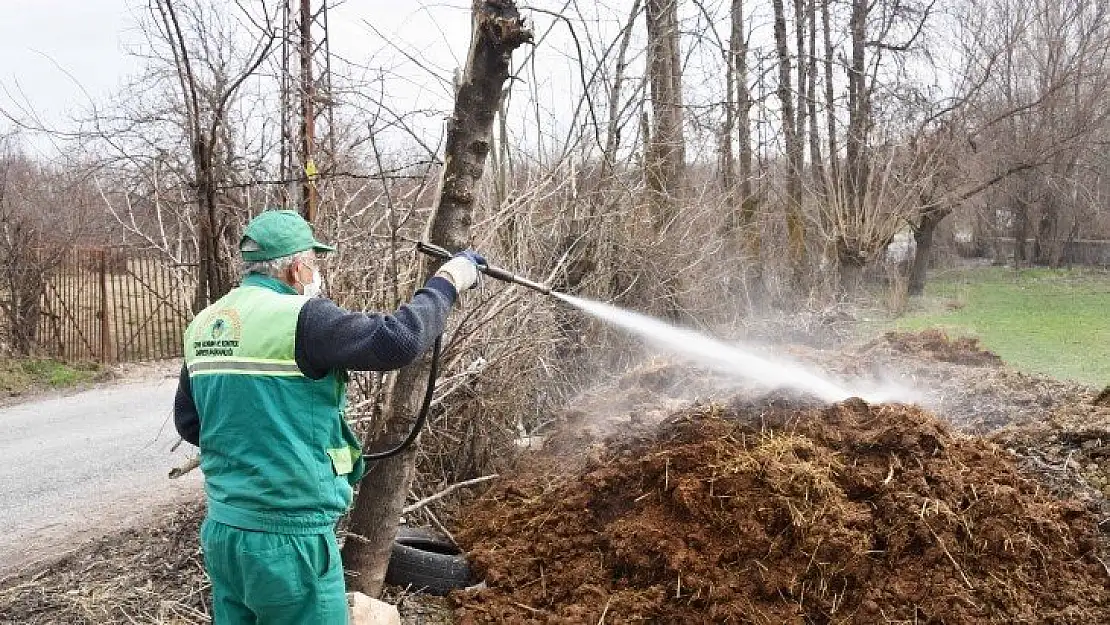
0;378;201;577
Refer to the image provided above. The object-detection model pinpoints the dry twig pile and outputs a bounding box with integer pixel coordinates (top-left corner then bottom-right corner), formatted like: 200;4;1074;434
0;503;208;625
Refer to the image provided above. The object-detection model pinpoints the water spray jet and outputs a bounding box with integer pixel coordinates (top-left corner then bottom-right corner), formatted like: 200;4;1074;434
416;242;914;405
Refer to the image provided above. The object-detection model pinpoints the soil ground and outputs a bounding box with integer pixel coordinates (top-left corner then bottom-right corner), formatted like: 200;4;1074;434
2;332;1109;623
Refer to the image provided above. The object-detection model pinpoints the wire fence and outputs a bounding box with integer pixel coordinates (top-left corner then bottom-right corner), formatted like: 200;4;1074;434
37;247;197;362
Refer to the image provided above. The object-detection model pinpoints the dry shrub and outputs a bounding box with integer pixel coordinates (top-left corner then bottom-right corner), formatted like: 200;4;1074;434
316;161;606;508
1;146;103;355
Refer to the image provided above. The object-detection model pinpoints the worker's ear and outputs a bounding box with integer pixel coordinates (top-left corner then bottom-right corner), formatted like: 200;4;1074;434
287;258;305;290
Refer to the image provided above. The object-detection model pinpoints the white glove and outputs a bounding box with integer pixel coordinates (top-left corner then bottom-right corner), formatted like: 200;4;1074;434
435;256;480;291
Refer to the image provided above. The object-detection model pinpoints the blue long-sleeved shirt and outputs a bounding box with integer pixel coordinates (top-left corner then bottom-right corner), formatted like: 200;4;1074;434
173;276;457;445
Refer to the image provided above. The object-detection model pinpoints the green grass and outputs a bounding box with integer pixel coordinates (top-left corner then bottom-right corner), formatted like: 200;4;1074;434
892;266;1110;387
0;358;102;396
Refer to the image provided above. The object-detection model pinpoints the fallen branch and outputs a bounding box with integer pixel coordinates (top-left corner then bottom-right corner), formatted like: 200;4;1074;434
511;601;542;615
928;525;974;590
1095;554;1110;580
598;595;613;624
169;456;200;479
420;504;458;546
403;475;499;515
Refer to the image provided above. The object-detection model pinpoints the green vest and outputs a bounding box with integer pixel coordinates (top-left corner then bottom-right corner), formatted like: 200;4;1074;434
184;274;366;534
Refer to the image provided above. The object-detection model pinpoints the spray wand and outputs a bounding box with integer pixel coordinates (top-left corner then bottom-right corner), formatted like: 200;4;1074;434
416;241;553;296
360;242;554;461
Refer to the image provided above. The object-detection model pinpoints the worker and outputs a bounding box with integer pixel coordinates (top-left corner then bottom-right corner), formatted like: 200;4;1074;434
173;209;482;624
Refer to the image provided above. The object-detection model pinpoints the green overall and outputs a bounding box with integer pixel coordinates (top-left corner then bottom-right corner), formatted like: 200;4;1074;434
184;274;366;624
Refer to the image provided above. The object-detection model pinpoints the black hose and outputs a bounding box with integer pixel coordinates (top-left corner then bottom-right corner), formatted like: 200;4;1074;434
362;335;442;461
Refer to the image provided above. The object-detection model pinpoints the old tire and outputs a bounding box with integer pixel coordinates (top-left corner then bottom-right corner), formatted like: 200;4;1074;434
385;528;473;595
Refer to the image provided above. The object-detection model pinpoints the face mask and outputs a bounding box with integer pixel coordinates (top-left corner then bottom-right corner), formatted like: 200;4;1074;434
302;267;324;298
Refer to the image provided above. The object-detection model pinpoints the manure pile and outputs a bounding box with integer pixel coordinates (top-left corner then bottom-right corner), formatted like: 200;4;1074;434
453;398;1109;623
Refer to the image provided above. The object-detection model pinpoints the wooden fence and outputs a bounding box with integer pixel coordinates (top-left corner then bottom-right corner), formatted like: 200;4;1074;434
37;247;196;362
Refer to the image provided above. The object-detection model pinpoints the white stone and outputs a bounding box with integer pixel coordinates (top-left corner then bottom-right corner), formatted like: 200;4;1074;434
348;592;401;625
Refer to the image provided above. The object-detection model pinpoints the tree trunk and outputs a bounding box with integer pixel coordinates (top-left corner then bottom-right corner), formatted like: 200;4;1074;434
1035;189;1064;266
908;208;949;296
727;0;762;301
770;0;795;184
807;0;822;185
733;0;755;225
341;1;530;598
602;0;641;181
193;136;234;310
721;16;736;201
771;0;805;282
838;0;871;290
1012;175;1032;266
794;0;808;168
1013;200;1029;266
821;0;838;181
839;256;865;294
645;0;685;232
1034;208;1053;266
845;0;867;207
158;0;245;309
193;137;217;311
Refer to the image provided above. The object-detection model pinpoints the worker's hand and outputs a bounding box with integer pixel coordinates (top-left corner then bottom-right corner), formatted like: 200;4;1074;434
435;249;485;291
455;249;487;268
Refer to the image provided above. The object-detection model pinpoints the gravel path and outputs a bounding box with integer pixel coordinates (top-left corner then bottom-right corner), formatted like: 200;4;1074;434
0;377;201;577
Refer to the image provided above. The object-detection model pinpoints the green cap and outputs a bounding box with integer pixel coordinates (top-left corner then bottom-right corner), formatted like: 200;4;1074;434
239;210;335;261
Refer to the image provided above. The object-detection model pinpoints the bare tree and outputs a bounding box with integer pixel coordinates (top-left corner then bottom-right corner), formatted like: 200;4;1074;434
645;0;686;232
771;0;806;282
735;1;757;225
806;0;939;291
821;0;839;182
724;0;758;234
903;0;1110;292
341;0;532;597
806;0;822;185
152;0;277;307
794;0;808;169
844;0;868;212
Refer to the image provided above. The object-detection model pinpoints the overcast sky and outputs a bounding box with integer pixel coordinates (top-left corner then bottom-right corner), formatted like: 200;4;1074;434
1;0;144;122
0;1;477;130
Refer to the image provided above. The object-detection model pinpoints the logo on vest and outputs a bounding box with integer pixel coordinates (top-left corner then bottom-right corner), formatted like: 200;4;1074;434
194;309;242;357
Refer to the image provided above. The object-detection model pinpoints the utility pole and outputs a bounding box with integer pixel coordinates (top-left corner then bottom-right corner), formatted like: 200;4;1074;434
300;0;317;223
280;1;297;211
279;0;332;223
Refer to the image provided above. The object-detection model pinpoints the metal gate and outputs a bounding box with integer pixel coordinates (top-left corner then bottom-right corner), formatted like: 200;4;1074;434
37;247;196;362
